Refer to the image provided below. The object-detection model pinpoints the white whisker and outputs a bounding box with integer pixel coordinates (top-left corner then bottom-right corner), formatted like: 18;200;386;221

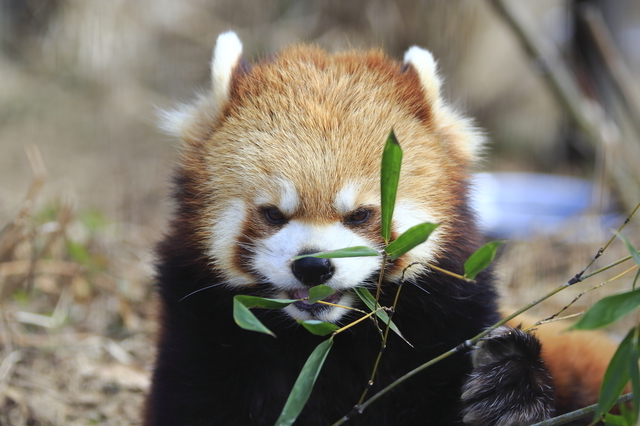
179;282;227;301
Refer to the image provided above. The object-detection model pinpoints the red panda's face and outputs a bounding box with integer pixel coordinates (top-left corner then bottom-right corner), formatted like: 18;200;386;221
166;33;485;323
205;172;444;323
231;180;384;322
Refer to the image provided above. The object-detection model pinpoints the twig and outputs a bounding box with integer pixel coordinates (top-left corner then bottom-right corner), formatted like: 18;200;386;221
534;263;639;327
567;202;639;286
356;264;407;407
531;392;634;426
527;312;584;330
330;310;379;335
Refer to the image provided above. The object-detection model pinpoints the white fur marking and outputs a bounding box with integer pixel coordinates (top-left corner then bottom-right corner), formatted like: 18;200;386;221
253;179;300;215
158;102;197;137
278;180;300;216
403;46;441;108
334;182;357;215
252;221;382;322
208;199;253;286
211;31;243;108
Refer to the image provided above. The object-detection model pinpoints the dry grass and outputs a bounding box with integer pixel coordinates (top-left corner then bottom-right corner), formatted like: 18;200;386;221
0;148;155;425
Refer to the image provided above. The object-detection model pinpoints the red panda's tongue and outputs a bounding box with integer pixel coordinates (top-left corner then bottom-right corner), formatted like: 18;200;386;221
292;288;311;303
291;288;341;305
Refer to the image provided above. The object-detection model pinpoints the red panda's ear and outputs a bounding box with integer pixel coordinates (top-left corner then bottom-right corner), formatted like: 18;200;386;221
403;45;485;163
403;47;442;111
210;31;243;109
160;32;243;141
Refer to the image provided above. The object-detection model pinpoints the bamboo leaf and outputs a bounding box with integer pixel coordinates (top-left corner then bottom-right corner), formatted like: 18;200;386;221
628;328;640;424
602;413;626;425
275;338;334;426
381;129;402;243
571;289;640;330
235;295;297;309
233;298;276;337
384;223;439;261
298;320;339;336
595;329;635;421
293;246;380;260
308;285;335;304
354;287;411;347
616;232;640;266
618;399;637;425
464;241;504;280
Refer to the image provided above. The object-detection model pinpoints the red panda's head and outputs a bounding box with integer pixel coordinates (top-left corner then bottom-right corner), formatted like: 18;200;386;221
163;32;485;323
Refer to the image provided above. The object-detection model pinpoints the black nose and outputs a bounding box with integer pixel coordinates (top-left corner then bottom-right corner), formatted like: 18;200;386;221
291;255;335;286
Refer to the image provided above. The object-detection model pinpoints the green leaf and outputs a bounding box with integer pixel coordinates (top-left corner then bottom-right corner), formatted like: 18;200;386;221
293;246;380;260
616;232;640;266
595;328;636;421
618;399;637;425
603;413;627;425
298;320;339;336
571;289;640;330
233;298;276;337
308;285;335;304
629;329;640;424
464;241;504;280
633;269;640;291
354;287;412;347
381;129;402;243
234;295;297;309
275;338;334;426
384;223;439;261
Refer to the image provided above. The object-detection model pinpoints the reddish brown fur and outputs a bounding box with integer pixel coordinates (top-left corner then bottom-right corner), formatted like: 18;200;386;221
172;44;481;285
508;317;620;415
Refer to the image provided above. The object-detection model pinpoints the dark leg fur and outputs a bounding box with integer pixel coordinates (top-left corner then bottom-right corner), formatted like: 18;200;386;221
461;326;555;426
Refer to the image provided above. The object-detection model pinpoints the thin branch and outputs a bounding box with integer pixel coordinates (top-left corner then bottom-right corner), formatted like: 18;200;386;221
568;202;639;285
357;265;407;407
531;393;634;426
526;312;584;330
535;263;639;327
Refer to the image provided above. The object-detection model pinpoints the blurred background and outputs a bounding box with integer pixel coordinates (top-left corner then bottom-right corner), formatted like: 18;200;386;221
0;1;639;424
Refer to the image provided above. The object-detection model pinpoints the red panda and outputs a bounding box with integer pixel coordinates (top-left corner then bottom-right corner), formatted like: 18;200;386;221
145;32;613;425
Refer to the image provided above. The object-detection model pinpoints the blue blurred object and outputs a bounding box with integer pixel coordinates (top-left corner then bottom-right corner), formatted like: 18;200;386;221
471;172;601;239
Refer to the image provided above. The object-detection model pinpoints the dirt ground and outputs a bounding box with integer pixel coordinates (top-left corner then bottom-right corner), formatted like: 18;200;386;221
1;1;639;425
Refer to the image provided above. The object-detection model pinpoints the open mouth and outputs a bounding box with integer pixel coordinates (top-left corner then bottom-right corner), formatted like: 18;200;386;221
289;287;343;312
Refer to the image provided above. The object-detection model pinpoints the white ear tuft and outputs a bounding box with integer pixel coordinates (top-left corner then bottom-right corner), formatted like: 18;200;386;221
405;46;486;162
211;31;243;107
403;46;441;109
157;103;198;138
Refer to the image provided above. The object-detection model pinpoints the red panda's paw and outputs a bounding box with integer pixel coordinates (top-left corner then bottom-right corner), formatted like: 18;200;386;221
460;326;555;426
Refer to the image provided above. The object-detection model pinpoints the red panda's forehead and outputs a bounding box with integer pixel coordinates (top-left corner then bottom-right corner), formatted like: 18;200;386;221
199;45;466;222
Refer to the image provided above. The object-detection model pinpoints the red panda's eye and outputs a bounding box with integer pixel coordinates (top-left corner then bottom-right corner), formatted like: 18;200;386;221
345;208;371;225
263;207;287;224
